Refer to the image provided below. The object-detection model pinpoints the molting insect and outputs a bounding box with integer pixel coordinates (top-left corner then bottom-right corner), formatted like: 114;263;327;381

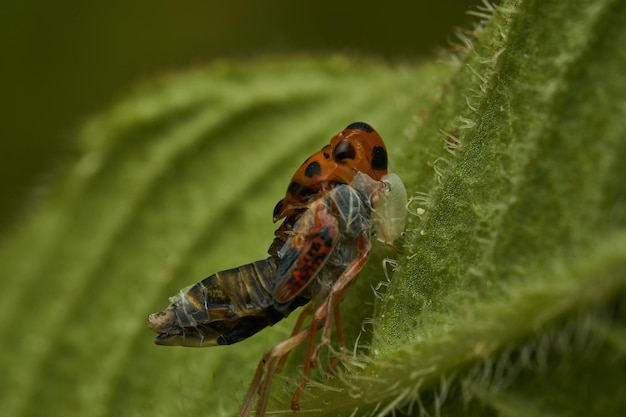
148;122;407;416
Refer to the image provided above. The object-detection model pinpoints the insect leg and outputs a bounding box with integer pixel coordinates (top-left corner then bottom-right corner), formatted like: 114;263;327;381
325;304;345;373
274;302;313;375
290;234;371;410
238;325;312;417
315;237;370;360
333;303;346;351
289;315;320;411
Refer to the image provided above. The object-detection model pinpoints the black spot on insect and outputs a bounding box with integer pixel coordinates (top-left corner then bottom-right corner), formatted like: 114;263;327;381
273;200;284;219
346;122;373;133
304;161;322;178
287;182;316;200
319;227;335;246
287;181;303;196
371;146;387;170
333;139;356;162
321;145;331;159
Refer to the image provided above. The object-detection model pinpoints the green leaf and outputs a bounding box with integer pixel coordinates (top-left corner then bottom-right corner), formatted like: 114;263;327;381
1;1;625;417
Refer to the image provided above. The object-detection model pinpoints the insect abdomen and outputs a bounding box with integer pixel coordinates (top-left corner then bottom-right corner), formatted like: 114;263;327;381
149;257;305;347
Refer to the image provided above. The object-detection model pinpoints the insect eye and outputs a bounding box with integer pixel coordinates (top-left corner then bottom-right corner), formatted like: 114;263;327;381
333;139;356;161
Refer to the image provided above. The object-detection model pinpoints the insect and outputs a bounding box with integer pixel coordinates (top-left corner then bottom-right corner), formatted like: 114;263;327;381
272;121;389;222
148;122;407;416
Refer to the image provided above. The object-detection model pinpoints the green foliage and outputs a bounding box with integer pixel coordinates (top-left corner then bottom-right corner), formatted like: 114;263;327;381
1;0;625;416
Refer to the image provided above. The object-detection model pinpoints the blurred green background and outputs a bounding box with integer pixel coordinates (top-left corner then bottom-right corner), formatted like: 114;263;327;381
0;1;476;234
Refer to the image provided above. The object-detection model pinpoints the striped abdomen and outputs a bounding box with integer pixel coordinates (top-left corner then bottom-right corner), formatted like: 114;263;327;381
148;257;308;347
